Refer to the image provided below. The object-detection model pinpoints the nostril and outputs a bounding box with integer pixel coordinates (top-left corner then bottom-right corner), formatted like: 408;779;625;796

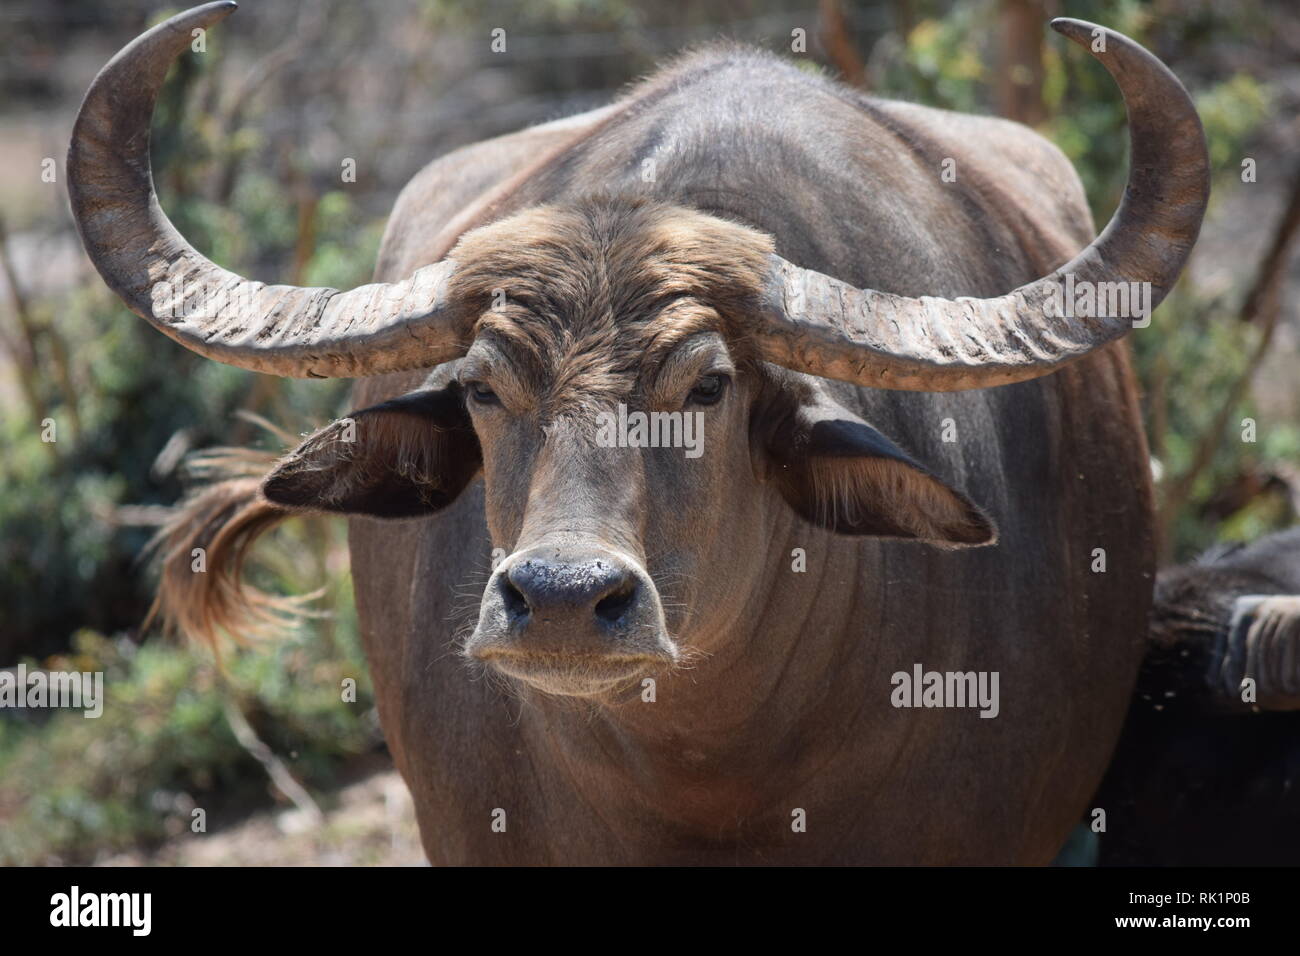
502;554;641;623
499;573;530;620
594;579;637;624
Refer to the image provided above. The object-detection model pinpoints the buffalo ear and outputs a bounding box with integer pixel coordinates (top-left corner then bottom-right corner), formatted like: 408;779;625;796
263;382;481;519
757;386;996;548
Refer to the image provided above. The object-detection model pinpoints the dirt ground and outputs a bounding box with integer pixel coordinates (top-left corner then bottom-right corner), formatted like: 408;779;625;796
102;766;427;867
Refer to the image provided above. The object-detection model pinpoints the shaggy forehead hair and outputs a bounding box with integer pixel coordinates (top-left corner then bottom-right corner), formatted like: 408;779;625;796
447;196;775;412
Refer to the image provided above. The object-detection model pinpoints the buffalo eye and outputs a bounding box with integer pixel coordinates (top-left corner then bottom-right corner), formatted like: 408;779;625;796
687;373;728;406
465;381;499;405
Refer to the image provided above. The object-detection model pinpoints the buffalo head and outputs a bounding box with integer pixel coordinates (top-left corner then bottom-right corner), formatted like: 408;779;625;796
67;3;1209;697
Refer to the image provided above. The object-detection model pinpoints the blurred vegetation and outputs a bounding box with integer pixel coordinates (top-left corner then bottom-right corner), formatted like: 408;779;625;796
0;0;1297;862
1;4;381;862
0;608;375;865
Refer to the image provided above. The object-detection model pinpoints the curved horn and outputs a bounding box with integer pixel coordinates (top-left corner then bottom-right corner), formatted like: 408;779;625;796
754;18;1210;391
66;1;466;379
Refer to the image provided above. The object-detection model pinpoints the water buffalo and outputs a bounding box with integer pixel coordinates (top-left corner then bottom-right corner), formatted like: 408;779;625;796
1098;529;1300;865
68;3;1209;863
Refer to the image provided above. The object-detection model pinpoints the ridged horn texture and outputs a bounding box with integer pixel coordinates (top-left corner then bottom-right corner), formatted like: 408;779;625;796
66;1;467;379
754;17;1211;391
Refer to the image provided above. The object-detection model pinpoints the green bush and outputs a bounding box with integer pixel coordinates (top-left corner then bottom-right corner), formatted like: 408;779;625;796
0;578;372;865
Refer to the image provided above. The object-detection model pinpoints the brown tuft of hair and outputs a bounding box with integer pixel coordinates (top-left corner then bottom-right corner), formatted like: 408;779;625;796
447;196;775;416
143;447;315;649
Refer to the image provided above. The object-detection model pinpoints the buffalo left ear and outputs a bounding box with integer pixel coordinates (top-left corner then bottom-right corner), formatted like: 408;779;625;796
756;385;996;548
263;382;481;519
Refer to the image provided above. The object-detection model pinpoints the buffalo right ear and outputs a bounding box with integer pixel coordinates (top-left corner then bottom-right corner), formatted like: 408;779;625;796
262;382;481;519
